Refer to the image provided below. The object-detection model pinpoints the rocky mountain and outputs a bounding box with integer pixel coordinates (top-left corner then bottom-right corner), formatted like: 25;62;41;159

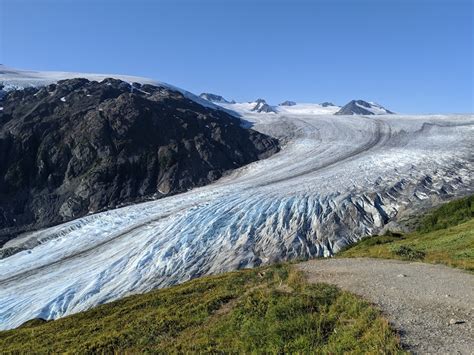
279;100;296;106
0;78;279;246
335;100;394;115
251;99;277;113
199;92;234;104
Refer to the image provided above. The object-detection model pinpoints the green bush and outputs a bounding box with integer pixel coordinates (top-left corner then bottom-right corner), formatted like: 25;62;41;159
391;245;425;261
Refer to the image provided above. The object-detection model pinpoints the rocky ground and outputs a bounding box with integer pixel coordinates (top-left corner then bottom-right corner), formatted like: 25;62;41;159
298;258;474;354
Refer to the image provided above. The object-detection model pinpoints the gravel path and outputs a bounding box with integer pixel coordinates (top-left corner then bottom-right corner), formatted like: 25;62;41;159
298;258;474;354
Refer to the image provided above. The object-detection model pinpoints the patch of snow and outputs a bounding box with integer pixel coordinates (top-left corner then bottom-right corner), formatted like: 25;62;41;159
356;101;391;115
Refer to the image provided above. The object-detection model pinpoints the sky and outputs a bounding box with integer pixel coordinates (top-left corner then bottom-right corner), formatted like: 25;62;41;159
0;0;473;113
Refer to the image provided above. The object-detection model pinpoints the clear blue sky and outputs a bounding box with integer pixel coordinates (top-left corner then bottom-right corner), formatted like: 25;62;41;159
1;0;473;113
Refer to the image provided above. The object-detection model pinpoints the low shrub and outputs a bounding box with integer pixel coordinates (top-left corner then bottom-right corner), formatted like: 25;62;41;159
391;245;425;261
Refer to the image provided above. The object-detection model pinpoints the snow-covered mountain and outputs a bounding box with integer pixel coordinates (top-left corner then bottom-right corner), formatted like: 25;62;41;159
335;100;394;115
199;92;234;104
197;91;342;116
0;66;393;117
251;98;277;113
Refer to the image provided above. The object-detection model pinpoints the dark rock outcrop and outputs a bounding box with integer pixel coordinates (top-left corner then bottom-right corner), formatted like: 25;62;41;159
0;78;279;245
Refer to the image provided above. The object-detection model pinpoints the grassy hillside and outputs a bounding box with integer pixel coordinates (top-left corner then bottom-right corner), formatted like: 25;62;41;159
0;265;403;353
340;195;474;271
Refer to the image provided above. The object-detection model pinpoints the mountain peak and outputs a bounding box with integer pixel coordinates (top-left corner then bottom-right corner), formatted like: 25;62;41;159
251;98;277;113
335;99;394;115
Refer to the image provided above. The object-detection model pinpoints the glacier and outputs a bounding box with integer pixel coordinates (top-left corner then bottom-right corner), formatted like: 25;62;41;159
0;87;473;329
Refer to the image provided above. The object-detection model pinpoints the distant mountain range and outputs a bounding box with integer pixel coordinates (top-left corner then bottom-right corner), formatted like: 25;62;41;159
198;92;394;116
0;65;395;116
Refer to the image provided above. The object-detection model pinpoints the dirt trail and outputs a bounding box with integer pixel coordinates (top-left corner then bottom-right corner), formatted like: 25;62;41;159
298;258;474;354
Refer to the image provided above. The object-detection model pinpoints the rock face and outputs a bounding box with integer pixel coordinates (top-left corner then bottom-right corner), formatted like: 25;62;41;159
0;78;279;245
335;100;394;115
251;99;277;113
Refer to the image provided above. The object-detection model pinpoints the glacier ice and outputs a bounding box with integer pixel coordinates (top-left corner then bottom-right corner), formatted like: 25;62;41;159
0;112;473;330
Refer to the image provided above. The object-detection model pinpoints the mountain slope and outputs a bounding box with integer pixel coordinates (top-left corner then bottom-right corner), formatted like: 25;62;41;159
0;77;278;248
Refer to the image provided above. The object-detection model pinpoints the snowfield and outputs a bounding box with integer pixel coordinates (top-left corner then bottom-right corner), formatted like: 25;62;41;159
217;101;340;116
0;68;473;330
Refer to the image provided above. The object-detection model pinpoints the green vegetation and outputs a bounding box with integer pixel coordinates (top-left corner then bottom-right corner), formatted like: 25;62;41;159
340;195;474;271
416;195;473;233
0;265;404;353
391;245;426;261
